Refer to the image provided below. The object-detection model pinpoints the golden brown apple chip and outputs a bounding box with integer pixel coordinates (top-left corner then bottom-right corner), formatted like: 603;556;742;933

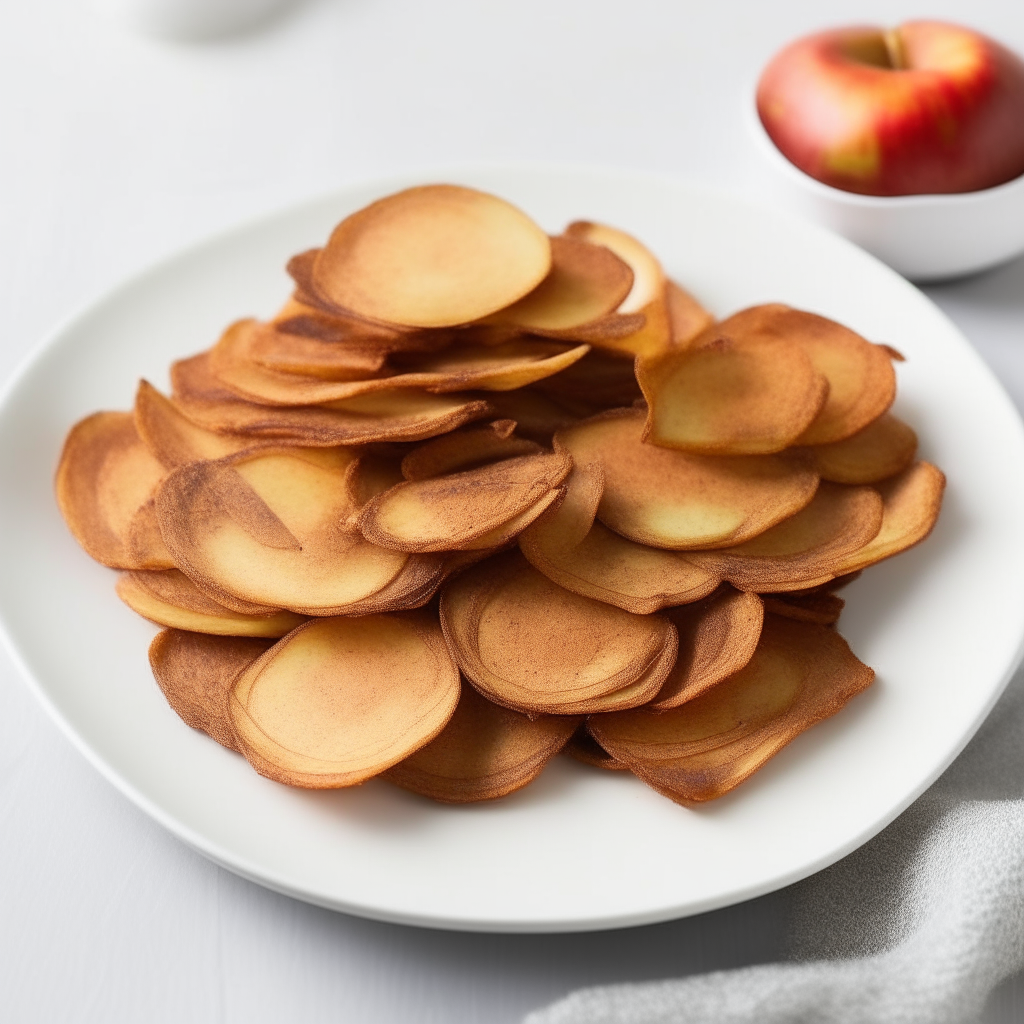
155;448;434;614
804;413;918;484
229;612;461;788
564;726;627;770
401;422;542;480
148;629;274;752
829;462;945;576
519;463;719;613
638;331;828;455
124;498;176;569
719;305;897;445
533;348;643;409
485;236;634;334
170;353;491;444
666;281;715;349
589;614;874;804
649;590;764;710
762;591;845;626
311;185;552;328
688;482;884;592
56;411;168;568
135;380;273;468
383;683;580;802
557;409;820;550
118;569;306;637
440;552;678;715
359;449;571;552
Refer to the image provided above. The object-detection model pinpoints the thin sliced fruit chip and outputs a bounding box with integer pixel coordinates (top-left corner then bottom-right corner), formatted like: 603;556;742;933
719;305;897;445
589;614;874;804
229;613;461;788
311;185;552;328
401;422;541;480
804;413;918;484
557;408;820;550
118;569;306;637
383;683;580;802
459;487;566;551
649;590;764;710
135;380;272;468
519;462;719;613
359;449;571;552
171;353;491;444
638;329;828;455
762;591;845;626
440;552;678;715
666;281;715;349
56;411;167;568
155;447;434;614
486;236;634;334
688;482;884;592
534;348;643;408
564;726;627;770
829;462;946;576
124;498;176;569
149;628;273;752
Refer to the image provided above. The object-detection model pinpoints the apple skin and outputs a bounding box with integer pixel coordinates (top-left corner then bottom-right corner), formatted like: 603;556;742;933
757;22;1024;196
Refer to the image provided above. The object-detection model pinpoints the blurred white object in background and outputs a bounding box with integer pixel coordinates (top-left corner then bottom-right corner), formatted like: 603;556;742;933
93;0;296;39
746;95;1024;283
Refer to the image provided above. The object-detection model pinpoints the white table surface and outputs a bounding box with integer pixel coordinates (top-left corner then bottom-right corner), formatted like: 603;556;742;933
4;1;1024;1020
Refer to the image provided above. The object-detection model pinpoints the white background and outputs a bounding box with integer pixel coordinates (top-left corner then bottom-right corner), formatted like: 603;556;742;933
3;1;1024;1020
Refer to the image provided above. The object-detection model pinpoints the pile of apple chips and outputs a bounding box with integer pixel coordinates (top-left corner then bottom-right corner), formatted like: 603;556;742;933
55;184;945;806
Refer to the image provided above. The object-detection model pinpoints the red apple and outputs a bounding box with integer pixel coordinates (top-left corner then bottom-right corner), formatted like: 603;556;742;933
757;21;1024;196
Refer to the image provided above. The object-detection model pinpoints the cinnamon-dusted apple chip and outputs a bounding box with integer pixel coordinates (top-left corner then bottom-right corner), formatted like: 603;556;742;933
804;413;918;484
688;482;884;592
401;422;541;480
440;552;678;715
118;569;305;637
590;614;874;804
171;353;491;444
124;498;176;570
638;330;828;455
56;411;167;568
148;628;274;752
519;462;719;613
649;590;764;710
359;449;571;552
229;613;461;788
557;409;820;550
720;305;897;445
383;684;580;802
155;447;438;614
311;185;552;328
829;461;945;576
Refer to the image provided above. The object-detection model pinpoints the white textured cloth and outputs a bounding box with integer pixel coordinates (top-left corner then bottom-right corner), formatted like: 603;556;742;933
525;665;1024;1024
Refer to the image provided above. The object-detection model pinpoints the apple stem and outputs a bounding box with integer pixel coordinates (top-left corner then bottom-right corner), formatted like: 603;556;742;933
883;28;907;70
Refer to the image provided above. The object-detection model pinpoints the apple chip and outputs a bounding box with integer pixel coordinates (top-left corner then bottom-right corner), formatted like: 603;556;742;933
56;411;167;568
311;185;552;328
155;448;435;614
649;590;764;710
564;727;627;770
830;462;945;576
519;463;719;613
148;629;274;752
229;613;461;788
804;413;918;484
171;353;491;444
124;498;176;569
720;305;897;445
118;569;305;637
638;331;828;455
383;684;580;802
557;409;820;549
590;614;874;803
401;422;541;480
440;552;678;715
486;236;634;334
688;482;884;592
359;449;571;552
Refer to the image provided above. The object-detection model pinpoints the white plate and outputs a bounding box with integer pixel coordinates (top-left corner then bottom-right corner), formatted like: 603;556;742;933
2;165;1023;933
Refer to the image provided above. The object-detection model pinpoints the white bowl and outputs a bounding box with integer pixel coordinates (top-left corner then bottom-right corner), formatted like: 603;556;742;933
747;97;1024;282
